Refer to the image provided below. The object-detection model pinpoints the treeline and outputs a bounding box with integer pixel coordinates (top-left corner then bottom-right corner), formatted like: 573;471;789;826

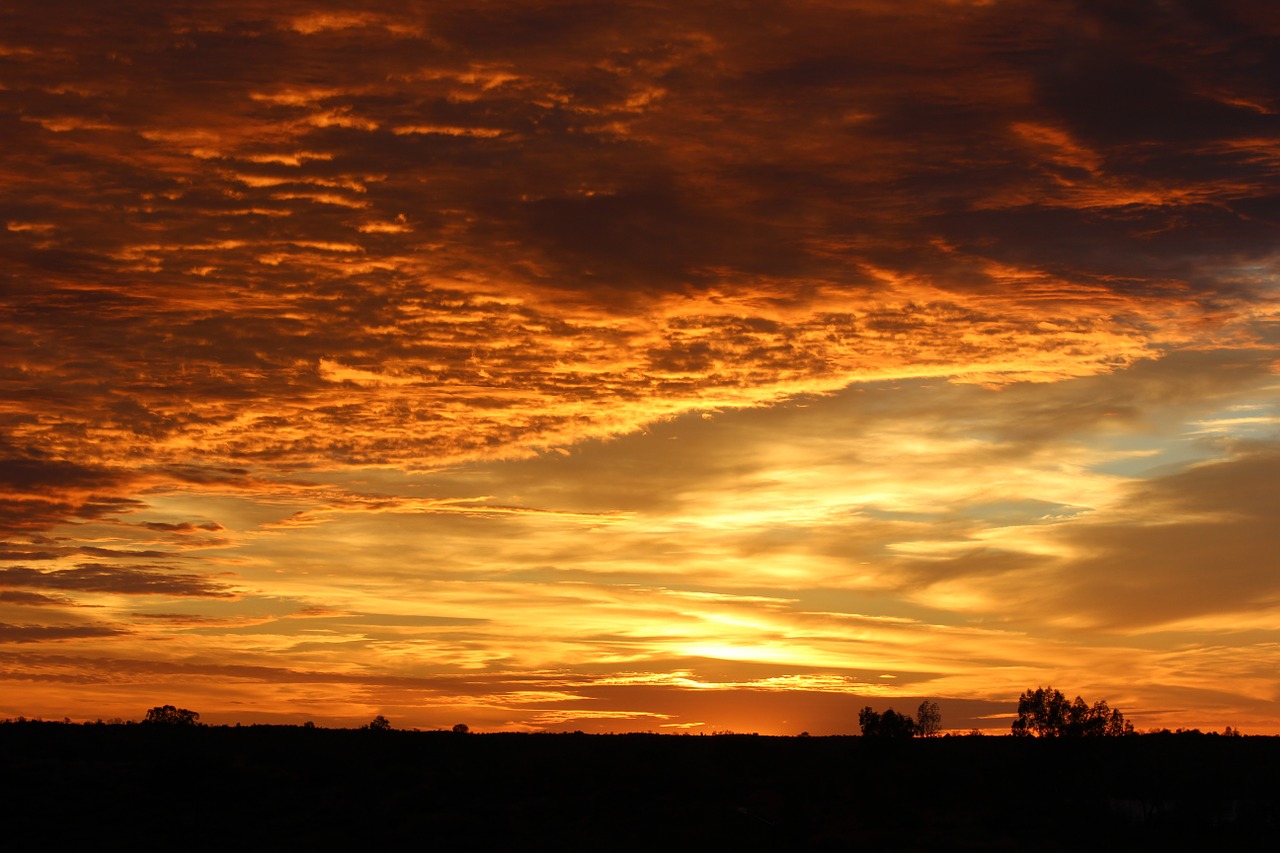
2;719;1277;850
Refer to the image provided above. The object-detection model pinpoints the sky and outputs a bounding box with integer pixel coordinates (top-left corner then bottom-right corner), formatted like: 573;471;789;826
2;0;1278;734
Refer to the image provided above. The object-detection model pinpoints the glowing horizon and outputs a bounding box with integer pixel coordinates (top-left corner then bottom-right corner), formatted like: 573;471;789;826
2;0;1278;735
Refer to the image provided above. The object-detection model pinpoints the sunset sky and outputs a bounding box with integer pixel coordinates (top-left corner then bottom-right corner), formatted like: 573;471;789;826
3;0;1278;734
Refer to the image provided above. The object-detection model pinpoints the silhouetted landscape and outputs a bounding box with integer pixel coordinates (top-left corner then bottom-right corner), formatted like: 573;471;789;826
4;720;1276;850
6;5;1280;830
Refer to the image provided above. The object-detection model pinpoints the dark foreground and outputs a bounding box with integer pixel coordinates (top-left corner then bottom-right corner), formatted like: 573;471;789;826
3;724;1276;851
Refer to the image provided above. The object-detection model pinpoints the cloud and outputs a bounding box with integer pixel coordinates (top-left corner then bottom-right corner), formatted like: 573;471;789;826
77;547;177;559
0;454;143;536
0;624;127;643
0;565;238;598
0;456;128;493
3;0;1274;477
0;548;59;561
140;521;225;533
0;590;76;607
1045;445;1280;630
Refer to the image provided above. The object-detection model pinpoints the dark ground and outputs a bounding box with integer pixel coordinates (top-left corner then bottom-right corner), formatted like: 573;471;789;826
2;723;1276;851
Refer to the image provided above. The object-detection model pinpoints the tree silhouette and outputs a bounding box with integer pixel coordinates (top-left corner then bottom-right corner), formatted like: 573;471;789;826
916;700;941;737
858;706;918;738
141;705;200;726
1012;687;1133;737
1012;687;1067;737
452;723;470;734
365;715;392;731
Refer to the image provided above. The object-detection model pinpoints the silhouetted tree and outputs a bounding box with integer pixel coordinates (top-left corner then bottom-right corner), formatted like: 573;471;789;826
916;700;941;737
452;723;470;734
858;706;917;738
141;705;200;726
365;715;392;731
1107;708;1136;737
1065;697;1132;737
1011;687;1067;737
858;706;879;735
1012;687;1132;737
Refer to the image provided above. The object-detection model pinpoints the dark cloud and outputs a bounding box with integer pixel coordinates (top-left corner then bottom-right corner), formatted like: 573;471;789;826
160;465;251;485
141;521;225;533
0;623;127;643
0;549;59;561
0;565;237;598
3;0;1275;472
0;456;142;536
77;546;176;559
0;456;126;494
0;590;76;607
1030;39;1269;148
131;612;235;624
0;650;528;690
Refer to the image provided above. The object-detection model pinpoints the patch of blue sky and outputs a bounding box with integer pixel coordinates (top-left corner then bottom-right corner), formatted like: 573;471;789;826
1091;397;1279;478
